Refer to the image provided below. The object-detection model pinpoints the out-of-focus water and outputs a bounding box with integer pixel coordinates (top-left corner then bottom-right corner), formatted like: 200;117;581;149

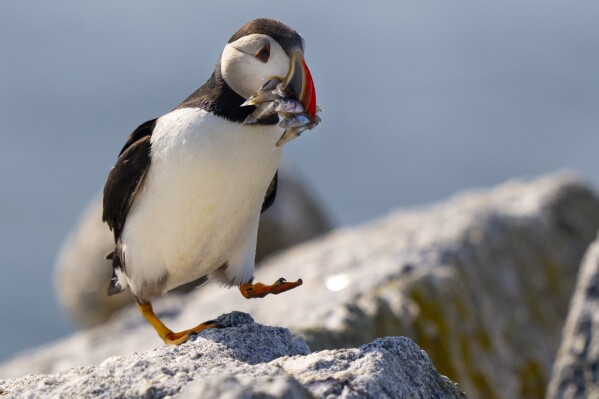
1;1;598;361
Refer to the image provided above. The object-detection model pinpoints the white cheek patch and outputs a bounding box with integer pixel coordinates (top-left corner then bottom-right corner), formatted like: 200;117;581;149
221;45;254;98
221;35;289;99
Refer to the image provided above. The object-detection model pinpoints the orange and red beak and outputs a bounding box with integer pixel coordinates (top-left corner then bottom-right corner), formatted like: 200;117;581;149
284;50;317;121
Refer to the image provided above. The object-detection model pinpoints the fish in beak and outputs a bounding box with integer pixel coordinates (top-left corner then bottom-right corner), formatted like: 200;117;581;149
242;49;321;146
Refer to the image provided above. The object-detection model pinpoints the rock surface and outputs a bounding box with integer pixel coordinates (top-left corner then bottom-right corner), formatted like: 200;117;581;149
54;165;331;328
3;172;599;399
546;232;599;399
0;312;465;399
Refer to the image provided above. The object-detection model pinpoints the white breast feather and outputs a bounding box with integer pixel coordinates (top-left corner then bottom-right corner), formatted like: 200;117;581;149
119;108;282;297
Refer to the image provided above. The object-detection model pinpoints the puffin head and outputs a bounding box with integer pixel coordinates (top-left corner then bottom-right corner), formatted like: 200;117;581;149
220;18;317;119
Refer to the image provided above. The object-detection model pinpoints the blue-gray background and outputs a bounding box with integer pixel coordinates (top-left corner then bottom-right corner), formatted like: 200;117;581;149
1;1;598;361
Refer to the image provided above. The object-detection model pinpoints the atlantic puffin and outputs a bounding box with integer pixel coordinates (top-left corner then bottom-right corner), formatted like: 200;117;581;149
102;18;318;344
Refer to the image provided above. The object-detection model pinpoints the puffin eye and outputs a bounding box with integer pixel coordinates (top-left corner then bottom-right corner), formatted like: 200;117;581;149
255;42;270;63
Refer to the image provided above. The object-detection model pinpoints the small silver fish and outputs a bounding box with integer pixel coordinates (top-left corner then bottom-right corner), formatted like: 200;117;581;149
276;128;306;147
274;99;304;114
241;78;283;106
275;82;291;99
243;101;276;125
279;114;311;129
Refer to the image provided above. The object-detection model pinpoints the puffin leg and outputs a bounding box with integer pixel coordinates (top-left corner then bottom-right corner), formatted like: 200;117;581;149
137;302;223;345
239;277;303;299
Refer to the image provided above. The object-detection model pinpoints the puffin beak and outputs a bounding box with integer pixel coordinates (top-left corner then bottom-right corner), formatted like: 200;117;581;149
284;50;317;120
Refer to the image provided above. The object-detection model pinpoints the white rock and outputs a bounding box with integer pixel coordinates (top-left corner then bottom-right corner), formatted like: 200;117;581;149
547;232;599;398
0;313;464;399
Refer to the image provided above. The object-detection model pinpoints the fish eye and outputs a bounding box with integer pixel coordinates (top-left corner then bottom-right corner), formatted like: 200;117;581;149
255;42;270;63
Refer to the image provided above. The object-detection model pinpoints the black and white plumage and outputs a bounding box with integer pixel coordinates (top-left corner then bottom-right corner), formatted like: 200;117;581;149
102;18;311;307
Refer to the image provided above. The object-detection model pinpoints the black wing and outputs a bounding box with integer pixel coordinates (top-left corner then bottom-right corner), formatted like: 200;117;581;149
103;119;157;241
261;170;278;213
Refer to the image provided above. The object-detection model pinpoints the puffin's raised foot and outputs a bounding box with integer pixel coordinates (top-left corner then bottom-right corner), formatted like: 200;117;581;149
239;277;303;299
137;302;224;345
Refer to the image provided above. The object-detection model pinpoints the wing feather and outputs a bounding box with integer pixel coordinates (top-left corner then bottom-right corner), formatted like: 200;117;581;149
102;119;157;241
261;170;278;213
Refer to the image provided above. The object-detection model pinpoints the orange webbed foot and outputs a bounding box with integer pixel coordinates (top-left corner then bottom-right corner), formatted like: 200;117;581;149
239;277;303;299
137;302;224;345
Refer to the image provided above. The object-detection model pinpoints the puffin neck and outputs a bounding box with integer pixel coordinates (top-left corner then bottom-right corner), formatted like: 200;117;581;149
175;62;278;125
